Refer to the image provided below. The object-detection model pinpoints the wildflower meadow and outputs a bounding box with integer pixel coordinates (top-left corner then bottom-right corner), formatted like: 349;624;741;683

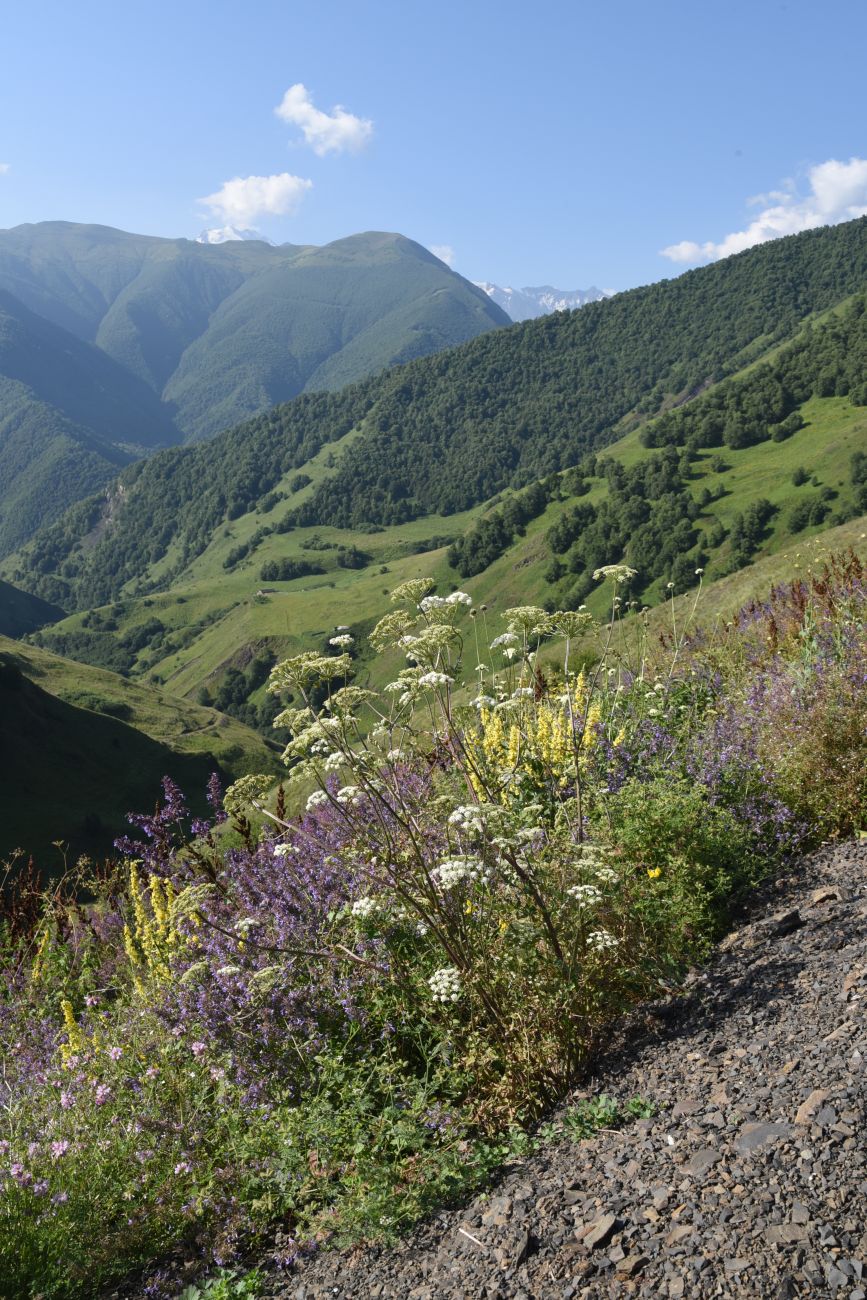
2;552;866;1297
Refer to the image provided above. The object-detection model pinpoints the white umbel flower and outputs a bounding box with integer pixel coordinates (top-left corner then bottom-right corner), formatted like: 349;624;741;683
335;785;363;807
592;564;638;583
428;966;462;1003
306;790;329;812
445;591;472;606
351;896;379;919
418;671;454;688
586;929;619;950
568;884;603;908
473;695;496;708
435;856;484;889
448;804;486;835
595;866;618;883
328;634;354;648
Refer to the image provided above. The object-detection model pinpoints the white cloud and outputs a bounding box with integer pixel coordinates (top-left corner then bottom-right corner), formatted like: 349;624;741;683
661;157;867;264
199;172;312;225
0;163;10;175
429;244;455;267
275;84;373;156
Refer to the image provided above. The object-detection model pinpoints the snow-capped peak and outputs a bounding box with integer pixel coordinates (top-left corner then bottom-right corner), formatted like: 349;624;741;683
473;281;610;322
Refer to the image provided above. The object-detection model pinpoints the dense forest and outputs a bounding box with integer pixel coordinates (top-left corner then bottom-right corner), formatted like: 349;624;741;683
641;296;867;451
6;216;867;610
449;295;867;604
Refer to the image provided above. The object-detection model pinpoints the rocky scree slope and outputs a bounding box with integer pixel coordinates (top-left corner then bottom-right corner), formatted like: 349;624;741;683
278;839;867;1300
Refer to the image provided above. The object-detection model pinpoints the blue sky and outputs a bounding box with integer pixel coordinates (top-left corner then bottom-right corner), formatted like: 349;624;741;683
1;0;866;291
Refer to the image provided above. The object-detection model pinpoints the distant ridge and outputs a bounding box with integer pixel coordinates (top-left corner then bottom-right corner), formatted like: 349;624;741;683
0;222;509;552
196;226;274;245
474;281;609;320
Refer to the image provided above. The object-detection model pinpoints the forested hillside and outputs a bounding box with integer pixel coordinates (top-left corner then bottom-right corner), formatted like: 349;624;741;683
20;290;867;733
9;216;867;611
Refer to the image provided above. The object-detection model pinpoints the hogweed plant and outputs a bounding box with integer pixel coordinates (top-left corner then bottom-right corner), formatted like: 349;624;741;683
1;554;865;1297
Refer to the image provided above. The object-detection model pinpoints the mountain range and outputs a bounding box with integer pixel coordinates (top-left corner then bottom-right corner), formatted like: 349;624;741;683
0;222;509;554
8;213;866;617
3;214;867;859
474;281;609;320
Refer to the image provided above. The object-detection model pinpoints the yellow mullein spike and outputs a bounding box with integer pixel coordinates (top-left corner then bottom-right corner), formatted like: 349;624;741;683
129;861;148;940
582;701;602;749
481;708;506;765
506;723;521;771
573;667;588;710
31;927;50;984
149;875;170;944
536;706;552;765
59;999;86;1066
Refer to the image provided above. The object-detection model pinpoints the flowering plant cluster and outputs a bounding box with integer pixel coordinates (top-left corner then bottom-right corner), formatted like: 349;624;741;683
1;554;865;1296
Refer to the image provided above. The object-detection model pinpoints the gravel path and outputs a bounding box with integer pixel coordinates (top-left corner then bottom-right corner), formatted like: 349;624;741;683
276;839;867;1299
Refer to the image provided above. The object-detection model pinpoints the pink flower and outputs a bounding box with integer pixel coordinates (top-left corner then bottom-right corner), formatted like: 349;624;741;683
59;1091;74;1110
93;1084;111;1106
51;1140;70;1159
108;1046;123;1061
174;1160;192;1176
190;1041;206;1057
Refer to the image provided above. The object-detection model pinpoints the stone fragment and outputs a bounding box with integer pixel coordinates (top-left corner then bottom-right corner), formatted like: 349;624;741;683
683;1148;721;1178
734;1121;793;1154
812;887;842;904
765;909;803;936
795;1089;831;1123
583;1214;618;1250
765;1223;810;1244
616;1254;649;1278
495;1227;532;1270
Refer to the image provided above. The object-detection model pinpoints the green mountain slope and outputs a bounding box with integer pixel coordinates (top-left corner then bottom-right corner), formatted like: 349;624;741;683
0;222;508;441
0;223;507;549
0;579;63;637
0;290;183;554
0;289;178;446
162;232;509;442
9;216;867;611
0;635;282;864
